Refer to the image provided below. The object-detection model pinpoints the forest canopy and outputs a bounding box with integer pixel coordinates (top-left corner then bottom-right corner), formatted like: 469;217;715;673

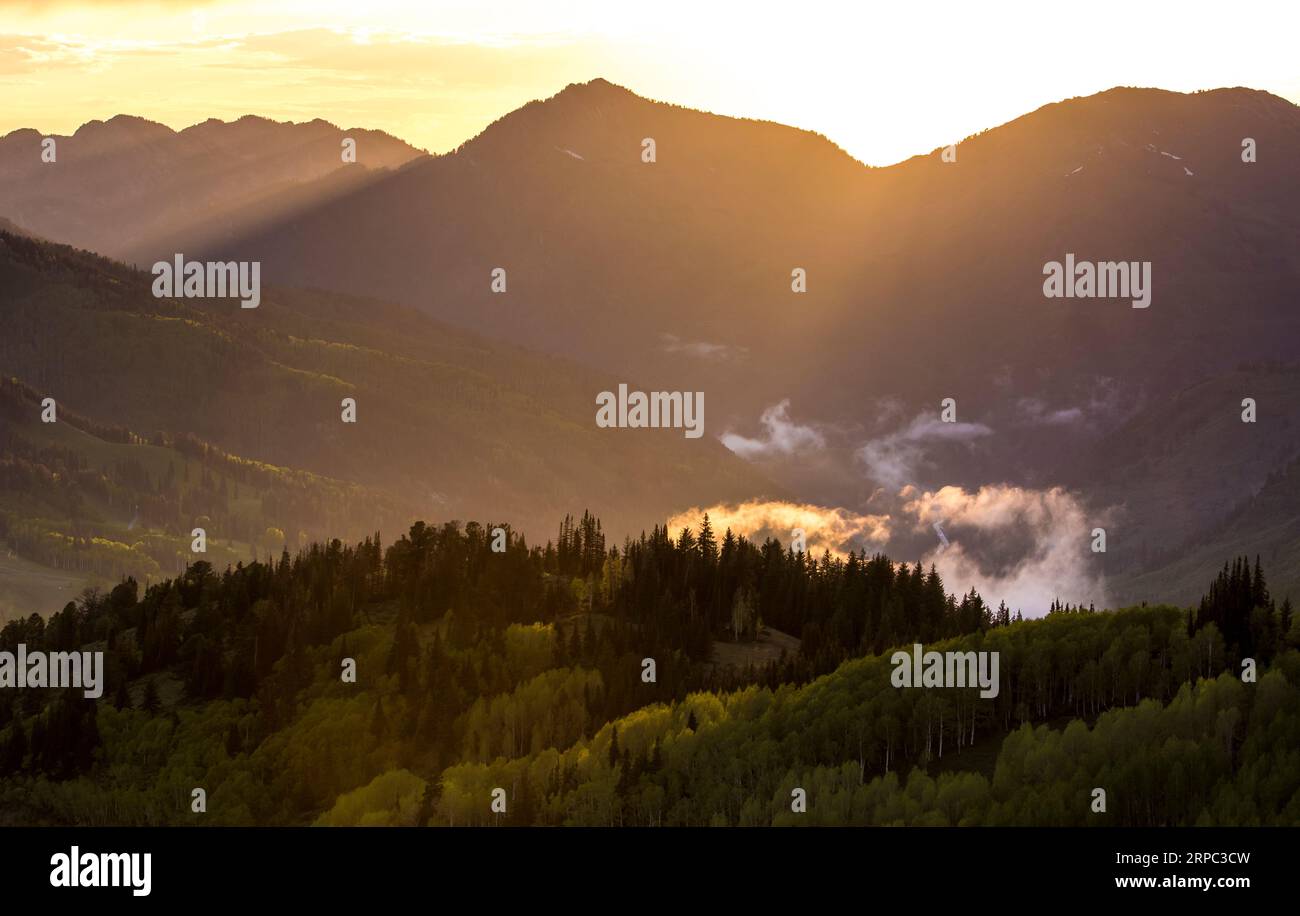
0;511;1295;827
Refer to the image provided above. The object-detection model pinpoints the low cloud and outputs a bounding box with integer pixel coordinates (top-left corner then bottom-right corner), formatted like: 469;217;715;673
1012;377;1129;430
903;484;1109;615
670;484;1109;618
1016;397;1084;426
667;499;890;557
873;395;906;424
660;332;747;363
856;412;992;489
722;399;825;459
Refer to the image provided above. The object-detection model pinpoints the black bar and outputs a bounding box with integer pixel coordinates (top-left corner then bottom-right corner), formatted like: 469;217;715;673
2;826;1284;902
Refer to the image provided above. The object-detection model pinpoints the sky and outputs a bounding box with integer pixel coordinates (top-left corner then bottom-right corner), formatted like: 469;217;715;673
2;0;1298;165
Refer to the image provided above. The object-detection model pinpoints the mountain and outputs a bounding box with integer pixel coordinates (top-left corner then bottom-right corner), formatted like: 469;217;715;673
7;83;1300;612
0;229;778;615
188;80;1300;593
0;114;427;263
188;78;874;411
1112;444;1300;607
198;81;1300;403
1074;362;1300;600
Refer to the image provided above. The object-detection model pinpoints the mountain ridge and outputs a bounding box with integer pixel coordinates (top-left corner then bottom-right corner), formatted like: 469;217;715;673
3;112;430;151
0;113;429;263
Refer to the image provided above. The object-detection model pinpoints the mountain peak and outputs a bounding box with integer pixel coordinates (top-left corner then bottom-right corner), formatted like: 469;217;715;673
73;114;172;140
547;77;641;106
568;76;633;94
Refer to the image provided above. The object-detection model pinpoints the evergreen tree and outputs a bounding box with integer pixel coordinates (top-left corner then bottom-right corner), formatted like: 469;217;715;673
141;677;160;714
697;513;717;563
225;722;243;757
2;716;25;773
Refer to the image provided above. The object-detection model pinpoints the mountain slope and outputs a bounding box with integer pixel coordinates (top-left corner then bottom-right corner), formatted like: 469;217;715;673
201;82;1300;413
1074;362;1300;586
0;229;778;573
1112;444;1300;607
0;374;410;620
193;81;1300;582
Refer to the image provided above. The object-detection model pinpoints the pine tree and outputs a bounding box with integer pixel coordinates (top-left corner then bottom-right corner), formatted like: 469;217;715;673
698;513;717;563
225;722;243;757
568;622;582;662
416;783;440;827
513;776;536;826
141;677;160;714
2;716;26;773
1252;555;1270;609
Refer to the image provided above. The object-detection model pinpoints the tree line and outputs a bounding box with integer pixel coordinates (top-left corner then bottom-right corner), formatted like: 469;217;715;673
0;511;1292;826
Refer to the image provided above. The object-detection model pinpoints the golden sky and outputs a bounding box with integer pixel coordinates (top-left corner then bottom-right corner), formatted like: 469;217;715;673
3;0;1298;165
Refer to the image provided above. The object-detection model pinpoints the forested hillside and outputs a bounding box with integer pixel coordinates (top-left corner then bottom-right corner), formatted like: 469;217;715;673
0;512;1293;826
0;230;774;542
0;375;409;620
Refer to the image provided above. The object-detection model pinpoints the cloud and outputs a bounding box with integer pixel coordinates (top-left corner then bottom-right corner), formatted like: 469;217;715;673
667;499;890;557
722;399;825;459
659;332;747;362
1010;378;1131;430
1084;375;1127;419
671;485;1110;618
873;395;906;424
0;26;610;151
903;484;1108;615
1016;397;1084;426
856;412;992;489
0;36;68;76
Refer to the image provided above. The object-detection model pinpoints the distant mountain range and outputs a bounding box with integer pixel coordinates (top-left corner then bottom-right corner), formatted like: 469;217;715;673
0;114;426;265
3;79;1299;611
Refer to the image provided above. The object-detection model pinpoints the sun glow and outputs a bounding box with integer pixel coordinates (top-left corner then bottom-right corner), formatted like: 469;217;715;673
2;0;1298;164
